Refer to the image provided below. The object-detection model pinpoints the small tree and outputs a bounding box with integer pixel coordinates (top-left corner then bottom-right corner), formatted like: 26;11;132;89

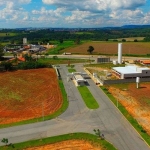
93;129;104;140
134;39;138;42
122;39;126;42
93;129;101;138
1;138;15;148
87;46;94;54
0;44;4;60
59;38;63;44
53;55;58;59
74;38;80;45
1;138;8;146
1;61;13;71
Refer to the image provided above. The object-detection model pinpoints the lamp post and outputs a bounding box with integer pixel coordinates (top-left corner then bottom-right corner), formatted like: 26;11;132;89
42;101;44;121
117;98;118;107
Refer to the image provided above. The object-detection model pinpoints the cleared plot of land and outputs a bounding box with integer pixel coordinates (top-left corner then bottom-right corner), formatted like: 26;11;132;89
107;83;150;135
66;42;150;55
86;65;150;135
25;140;103;150
0;68;63;124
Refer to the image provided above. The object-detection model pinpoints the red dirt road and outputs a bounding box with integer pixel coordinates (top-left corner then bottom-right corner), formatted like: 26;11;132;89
0;68;63;124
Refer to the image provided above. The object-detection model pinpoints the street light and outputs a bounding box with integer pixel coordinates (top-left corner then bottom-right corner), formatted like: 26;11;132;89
42;101;44;121
117;98;118;107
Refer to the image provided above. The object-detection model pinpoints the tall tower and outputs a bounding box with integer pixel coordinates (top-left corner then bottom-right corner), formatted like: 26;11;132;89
118;43;122;64
23;38;27;45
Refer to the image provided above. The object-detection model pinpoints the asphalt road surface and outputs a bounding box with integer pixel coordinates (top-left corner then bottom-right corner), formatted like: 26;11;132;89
0;64;149;150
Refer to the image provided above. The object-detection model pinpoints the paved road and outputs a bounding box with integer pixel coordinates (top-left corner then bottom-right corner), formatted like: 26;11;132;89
0;64;149;150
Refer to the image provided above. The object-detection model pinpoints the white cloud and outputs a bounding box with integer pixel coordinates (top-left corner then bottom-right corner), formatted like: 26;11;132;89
42;0;146;12
0;0;149;28
0;0;30;22
0;0;31;6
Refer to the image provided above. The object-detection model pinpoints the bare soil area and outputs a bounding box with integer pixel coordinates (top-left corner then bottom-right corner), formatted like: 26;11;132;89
66;42;150;55
86;66;150;135
0;68;63;124
25;140;103;150
108;83;150;135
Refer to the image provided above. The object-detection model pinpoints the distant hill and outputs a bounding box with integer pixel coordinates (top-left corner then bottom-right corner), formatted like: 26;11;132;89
121;25;150;29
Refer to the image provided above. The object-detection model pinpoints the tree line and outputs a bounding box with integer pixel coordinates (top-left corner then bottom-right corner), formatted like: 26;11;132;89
0;27;150;44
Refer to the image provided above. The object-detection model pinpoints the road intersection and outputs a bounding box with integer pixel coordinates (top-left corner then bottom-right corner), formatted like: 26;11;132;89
0;64;149;150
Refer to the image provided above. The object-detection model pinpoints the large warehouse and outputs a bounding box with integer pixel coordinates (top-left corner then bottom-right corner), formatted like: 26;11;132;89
112;65;150;79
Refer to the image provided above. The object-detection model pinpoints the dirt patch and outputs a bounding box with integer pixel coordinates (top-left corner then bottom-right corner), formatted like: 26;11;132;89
0;68;63;124
66;42;150;55
108;83;150;135
25;140;103;150
86;66;150;135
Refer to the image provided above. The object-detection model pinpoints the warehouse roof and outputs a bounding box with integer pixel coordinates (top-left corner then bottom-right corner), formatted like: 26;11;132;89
113;65;150;74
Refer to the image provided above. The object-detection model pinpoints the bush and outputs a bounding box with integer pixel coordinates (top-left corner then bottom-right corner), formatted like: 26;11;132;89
0;61;13;71
18;61;49;70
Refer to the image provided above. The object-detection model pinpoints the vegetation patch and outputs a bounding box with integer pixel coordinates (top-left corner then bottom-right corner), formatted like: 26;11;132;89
38;57;87;65
0;133;116;150
78;86;99;109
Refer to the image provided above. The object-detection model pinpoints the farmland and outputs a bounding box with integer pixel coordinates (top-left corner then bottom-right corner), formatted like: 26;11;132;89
65;41;150;55
0;68;63;124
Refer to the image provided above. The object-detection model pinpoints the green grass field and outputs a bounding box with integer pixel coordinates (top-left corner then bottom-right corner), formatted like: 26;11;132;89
47;41;76;54
78;86;99;109
0;133;117;150
0;32;17;37
37;57;87;65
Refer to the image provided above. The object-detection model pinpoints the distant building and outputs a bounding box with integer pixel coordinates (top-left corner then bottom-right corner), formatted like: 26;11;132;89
112;65;150;79
23;38;27;44
140;60;150;66
96;57;110;63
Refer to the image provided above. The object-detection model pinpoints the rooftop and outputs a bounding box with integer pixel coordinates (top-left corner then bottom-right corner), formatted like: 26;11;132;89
113;65;150;74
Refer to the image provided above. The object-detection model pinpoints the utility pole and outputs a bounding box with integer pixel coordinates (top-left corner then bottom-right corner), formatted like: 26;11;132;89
42;101;44;121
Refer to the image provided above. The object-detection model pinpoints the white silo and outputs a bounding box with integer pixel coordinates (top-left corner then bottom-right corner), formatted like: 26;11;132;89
118;43;122;64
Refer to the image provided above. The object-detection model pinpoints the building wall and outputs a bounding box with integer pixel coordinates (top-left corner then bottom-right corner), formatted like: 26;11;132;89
97;57;110;63
102;78;150;85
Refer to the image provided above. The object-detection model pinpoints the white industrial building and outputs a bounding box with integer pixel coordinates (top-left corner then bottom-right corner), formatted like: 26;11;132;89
112;65;150;79
74;74;87;83
67;72;87;86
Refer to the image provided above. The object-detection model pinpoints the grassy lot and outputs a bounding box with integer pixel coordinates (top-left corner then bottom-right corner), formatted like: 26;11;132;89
0;32;17;37
84;63;125;69
68;68;76;73
38;57;87;65
78;86;99;109
0;79;68;128
47;41;76;54
100;86;150;146
0;133;117;150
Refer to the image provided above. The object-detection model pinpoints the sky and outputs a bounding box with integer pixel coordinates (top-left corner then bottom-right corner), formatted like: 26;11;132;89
0;0;150;28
